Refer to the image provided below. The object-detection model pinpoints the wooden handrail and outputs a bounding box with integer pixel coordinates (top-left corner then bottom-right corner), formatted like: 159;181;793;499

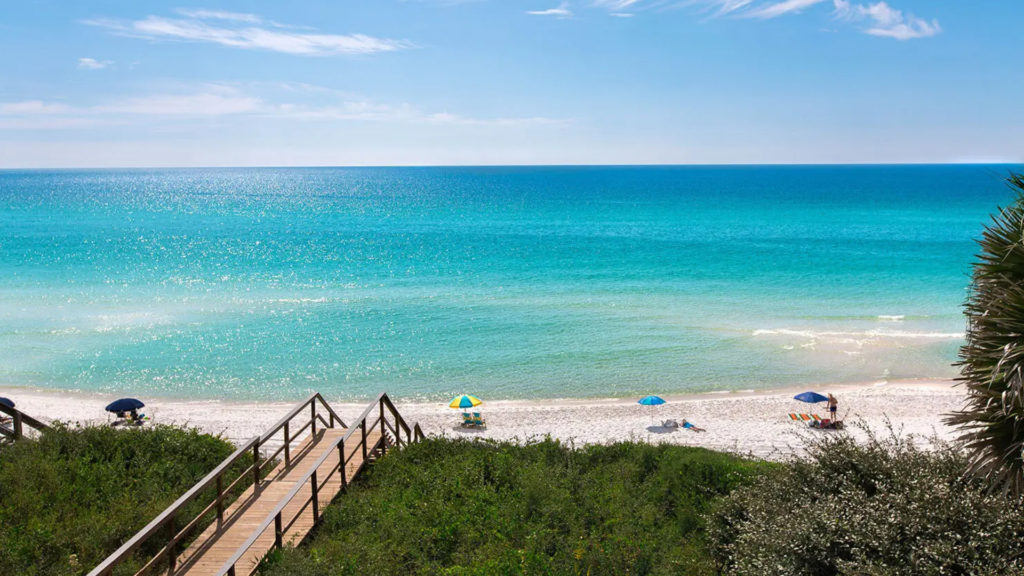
215;392;423;576
0;403;50;441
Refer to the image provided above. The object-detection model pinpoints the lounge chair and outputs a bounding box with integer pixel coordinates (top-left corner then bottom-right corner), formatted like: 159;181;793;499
462;412;473;427
472;412;486;428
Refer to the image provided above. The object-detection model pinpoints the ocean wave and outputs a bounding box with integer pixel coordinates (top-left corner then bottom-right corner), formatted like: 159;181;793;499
876;315;905;321
93;312;174;333
752;328;963;341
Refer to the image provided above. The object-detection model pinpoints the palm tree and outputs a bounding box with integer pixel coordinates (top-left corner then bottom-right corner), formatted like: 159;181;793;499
947;173;1024;496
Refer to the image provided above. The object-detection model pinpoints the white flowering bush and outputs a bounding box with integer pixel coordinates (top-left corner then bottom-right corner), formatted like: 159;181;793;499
707;425;1024;575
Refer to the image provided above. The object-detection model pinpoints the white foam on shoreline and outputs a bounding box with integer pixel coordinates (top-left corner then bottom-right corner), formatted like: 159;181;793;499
752;328;962;340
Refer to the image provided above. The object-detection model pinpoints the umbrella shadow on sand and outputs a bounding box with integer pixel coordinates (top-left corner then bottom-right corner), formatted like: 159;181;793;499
646;425;679;434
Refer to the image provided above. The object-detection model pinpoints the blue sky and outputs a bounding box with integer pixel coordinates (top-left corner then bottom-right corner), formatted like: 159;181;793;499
0;0;1020;167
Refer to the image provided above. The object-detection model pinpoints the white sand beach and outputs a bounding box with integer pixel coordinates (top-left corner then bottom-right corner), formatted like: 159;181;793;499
0;379;966;459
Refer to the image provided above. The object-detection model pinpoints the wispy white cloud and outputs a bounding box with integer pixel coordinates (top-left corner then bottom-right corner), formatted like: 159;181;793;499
96;92;263;116
610;12;635;17
173;9;262;23
708;0;756;16
592;0;643;10
0;85;564;130
0;89;262;122
84;10;412;56
689;0;938;38
77;57;113;70
834;0;940;39
0;100;75;115
745;0;826;19
526;2;573;17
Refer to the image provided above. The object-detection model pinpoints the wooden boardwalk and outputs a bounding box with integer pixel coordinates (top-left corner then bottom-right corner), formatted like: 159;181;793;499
173;427;383;575
89;392;423;576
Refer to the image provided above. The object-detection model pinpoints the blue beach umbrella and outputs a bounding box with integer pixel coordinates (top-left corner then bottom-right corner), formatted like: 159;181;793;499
638;395;667;406
0;397;13;409
794;391;828;404
638;395;667;423
105;398;145;413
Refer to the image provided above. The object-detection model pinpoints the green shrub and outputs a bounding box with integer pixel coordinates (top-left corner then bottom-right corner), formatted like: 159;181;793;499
707;424;1024;575
0;424;237;576
260;438;767;576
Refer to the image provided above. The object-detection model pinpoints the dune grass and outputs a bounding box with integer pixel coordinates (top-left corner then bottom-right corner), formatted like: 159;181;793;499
0;424;237;576
259;437;768;576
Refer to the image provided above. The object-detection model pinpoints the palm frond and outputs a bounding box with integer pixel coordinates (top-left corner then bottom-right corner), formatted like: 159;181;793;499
946;172;1024;496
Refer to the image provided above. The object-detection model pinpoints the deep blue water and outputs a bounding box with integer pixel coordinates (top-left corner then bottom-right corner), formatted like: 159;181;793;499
0;165;1017;401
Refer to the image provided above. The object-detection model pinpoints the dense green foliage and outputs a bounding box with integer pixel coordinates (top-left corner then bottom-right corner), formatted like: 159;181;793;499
707;425;1024;575
0;424;236;576
260;438;767;576
949;172;1024;496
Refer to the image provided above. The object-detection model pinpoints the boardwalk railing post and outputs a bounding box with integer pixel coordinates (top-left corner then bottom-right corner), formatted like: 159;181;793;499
253;444;261;493
13;411;22;440
284;421;291;467
338;440;348;491
311;401;317;436
274;512;283;549
360;419;367;461
395;410;403;449
216;475;225;525
311;471;320;520
166;513;176;574
380;400;387;455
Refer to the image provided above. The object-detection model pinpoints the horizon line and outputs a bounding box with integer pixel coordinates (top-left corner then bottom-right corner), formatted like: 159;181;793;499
1;161;1021;171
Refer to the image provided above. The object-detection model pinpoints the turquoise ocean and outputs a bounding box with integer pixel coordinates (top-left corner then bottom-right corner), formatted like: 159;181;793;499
0;165;1018;402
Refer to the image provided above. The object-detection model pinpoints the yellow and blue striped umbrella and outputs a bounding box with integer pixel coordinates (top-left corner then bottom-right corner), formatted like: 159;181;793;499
449;394;482;409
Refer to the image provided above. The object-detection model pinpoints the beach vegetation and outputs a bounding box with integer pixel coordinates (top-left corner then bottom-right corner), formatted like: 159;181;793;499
0;424;239;576
949;172;1024;496
258;437;768;576
707;424;1024;575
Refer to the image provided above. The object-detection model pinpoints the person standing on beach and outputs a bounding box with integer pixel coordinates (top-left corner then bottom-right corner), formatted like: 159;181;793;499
827;394;838;421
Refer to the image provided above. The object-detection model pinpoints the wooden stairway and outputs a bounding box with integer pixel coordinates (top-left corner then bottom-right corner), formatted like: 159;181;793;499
89;393;423;576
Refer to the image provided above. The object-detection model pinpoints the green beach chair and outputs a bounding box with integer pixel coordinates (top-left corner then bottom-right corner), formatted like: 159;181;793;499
462;412;473;427
472;412;485;427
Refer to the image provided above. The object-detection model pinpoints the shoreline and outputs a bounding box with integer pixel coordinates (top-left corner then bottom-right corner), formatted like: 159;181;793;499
0;374;956;406
0;378;966;459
